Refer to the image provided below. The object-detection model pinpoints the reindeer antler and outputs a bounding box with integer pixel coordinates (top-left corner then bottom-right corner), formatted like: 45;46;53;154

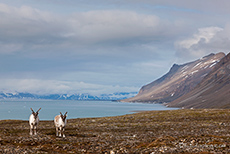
60;112;63;116
36;108;41;113
30;108;35;113
64;112;68;116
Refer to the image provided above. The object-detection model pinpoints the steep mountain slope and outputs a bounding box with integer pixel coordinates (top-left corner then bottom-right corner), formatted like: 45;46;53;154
168;52;230;109
122;52;225;103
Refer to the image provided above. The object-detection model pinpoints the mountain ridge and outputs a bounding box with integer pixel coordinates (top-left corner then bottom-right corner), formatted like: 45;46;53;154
168;52;230;109
122;52;226;103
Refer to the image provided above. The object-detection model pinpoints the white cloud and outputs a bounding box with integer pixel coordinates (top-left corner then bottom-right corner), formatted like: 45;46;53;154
178;27;223;48
68;10;160;43
0;3;66;53
175;26;230;61
0;79;139;95
0;3;168;55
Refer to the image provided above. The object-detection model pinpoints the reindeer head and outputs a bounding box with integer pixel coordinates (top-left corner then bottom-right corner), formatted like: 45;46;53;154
30;108;41;119
60;112;68;121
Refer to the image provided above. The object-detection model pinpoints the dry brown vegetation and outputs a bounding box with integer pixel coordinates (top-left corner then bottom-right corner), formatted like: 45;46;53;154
0;109;229;153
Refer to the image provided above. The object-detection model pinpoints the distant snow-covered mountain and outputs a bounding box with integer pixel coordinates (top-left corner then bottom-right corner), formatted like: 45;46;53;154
0;92;137;101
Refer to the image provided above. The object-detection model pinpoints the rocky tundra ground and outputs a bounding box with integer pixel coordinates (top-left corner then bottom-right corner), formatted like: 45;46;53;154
0;109;229;153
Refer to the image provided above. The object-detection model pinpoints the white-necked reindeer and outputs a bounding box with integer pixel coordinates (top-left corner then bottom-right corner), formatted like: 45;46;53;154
29;108;41;135
54;112;67;137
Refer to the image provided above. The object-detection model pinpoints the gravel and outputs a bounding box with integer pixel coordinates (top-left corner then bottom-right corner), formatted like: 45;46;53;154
0;109;229;153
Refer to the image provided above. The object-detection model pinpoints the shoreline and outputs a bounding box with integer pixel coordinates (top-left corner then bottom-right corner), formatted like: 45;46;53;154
0;100;176;121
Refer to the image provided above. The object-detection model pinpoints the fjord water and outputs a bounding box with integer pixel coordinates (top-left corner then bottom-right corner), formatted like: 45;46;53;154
0;100;177;120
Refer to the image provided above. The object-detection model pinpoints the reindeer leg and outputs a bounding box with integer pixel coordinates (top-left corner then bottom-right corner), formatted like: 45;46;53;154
59;127;62;137
34;125;37;135
62;127;65;138
30;125;33;135
56;127;59;136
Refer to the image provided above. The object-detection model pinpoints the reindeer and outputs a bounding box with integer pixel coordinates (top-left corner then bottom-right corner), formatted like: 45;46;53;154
29;108;41;135
54;112;68;137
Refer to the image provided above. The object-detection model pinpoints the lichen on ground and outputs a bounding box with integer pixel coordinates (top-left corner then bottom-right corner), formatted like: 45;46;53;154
0;109;229;153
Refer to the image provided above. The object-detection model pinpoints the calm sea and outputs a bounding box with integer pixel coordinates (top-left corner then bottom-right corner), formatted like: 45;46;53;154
0;100;177;120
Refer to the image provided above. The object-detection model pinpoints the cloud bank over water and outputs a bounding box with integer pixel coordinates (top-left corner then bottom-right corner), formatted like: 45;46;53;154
0;79;138;95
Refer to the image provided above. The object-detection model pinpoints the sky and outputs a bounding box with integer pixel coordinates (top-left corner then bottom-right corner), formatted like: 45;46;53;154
0;0;230;95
